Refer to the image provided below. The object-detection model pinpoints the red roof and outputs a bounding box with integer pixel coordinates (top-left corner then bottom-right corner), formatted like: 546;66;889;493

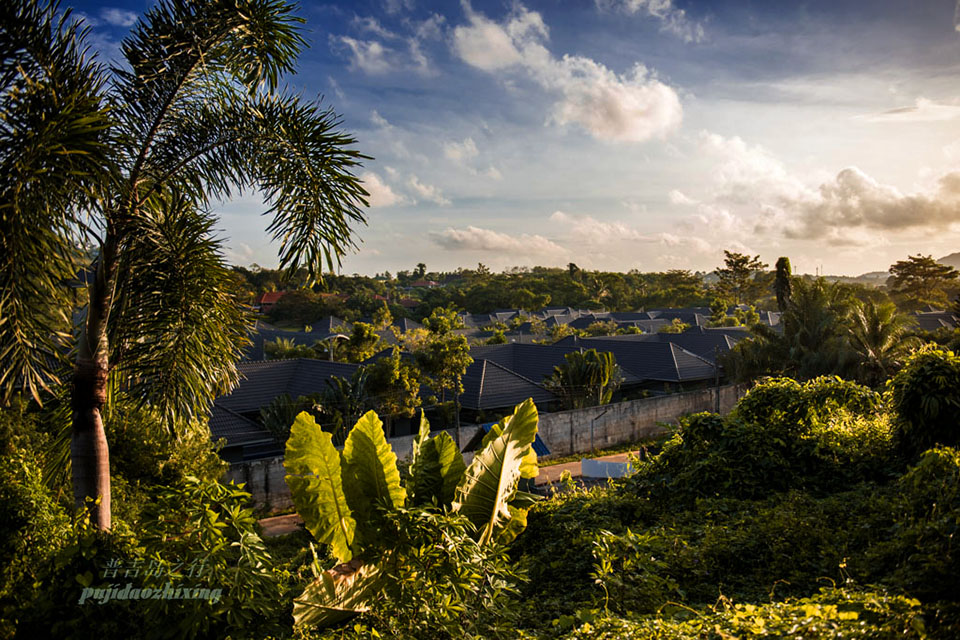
398;297;419;308
255;291;286;305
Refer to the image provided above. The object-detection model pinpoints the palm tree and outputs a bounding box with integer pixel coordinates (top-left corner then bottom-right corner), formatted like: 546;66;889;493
544;349;623;410
1;0;369;529
848;299;920;386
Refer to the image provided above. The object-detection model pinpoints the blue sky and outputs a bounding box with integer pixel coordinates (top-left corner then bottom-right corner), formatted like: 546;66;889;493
70;0;960;275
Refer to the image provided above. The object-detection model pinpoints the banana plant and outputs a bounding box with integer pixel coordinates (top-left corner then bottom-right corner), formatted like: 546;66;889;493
283;398;542;628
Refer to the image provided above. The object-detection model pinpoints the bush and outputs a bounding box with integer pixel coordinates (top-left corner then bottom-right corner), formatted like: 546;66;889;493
309;508;525;640
545;588;926;639
888;347;960;459
625;377;894;503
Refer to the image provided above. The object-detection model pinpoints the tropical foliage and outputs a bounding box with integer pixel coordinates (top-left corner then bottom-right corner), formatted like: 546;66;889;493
544;349;623;410
1;0;369;528
283;399;540;630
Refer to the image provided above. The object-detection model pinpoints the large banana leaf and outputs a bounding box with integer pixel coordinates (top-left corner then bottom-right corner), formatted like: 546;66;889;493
284;411;356;562
409;410;431;470
341;410;406;544
293;559;384;627
480;421;539;480
452;398;539;545
408;431;466;508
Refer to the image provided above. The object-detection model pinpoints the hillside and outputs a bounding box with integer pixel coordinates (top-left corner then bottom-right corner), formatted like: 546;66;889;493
938;252;960;270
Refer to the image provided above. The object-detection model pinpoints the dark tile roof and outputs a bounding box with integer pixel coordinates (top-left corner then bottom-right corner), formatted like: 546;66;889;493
209;404;276;448
912;311;959;331
551;337;716;383
470;342;616;384
217;359;360;413
391;318;422;332
460;359;557;410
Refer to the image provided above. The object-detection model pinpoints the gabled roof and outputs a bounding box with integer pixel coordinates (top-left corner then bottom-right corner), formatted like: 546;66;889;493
552;336;717;383
391;317;422;332
255;291;286;305
217;359;360;413
911;311;959;331
470;342;629;384
209;404;275;448
459;359;557;410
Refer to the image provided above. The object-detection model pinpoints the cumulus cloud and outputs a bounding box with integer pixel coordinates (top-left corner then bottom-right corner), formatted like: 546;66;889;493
452;3;682;143
361;172;406;207
595;0;705;43
785;167;960;240
861;98;960;123
685;131;960;247
431;226;565;255
698;131;807;203
408;175;451;205
100;7;138;27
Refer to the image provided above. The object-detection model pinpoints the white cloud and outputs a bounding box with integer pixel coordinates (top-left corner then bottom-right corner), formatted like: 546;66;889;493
595;0;705;43
328;76;345;100
452;3;682;143
100;7;138;27
698;131;807;203
685;131;960;247
431;226;565;255
443;137;479;161
361;172;405;207
408;175;451;205
332;36;393;74
333;14;444;76
861;98;960;123
371;110;392;128
549;210;650;243
668;189;698;205
785;166;960;240
483;166;503;180
384;0;415;14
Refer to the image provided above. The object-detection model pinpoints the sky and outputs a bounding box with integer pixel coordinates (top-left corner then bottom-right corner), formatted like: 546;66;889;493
69;0;960;276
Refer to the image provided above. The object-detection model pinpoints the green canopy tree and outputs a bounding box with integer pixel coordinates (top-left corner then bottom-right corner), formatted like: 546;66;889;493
0;0;369;529
365;348;421;436
413;307;473;444
715;250;770;306
888;254;959;310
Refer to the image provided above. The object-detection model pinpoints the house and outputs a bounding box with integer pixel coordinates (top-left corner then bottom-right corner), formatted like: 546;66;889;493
253;291;286;313
211;359;360;460
410;279;440;288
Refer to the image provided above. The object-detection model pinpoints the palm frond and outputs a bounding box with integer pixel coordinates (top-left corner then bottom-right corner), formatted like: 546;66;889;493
108;190;250;430
0;0;111;404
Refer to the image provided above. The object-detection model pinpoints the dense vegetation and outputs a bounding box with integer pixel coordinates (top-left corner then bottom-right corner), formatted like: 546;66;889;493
4;348;959;638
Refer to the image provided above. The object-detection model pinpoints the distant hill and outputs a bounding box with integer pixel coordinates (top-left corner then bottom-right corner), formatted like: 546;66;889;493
938;252;960;270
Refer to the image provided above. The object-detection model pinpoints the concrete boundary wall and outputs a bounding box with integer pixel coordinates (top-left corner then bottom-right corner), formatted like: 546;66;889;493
537;384;747;458
228;385;746;511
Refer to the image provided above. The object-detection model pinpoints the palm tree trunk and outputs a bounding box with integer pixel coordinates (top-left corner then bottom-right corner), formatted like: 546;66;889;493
71;235;118;530
71;354;111;530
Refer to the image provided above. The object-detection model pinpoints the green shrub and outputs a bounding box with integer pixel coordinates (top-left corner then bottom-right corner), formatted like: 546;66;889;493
308;508;525;640
546;588;926;639
867;447;960;603
888;347;960;459
626;377;894;503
